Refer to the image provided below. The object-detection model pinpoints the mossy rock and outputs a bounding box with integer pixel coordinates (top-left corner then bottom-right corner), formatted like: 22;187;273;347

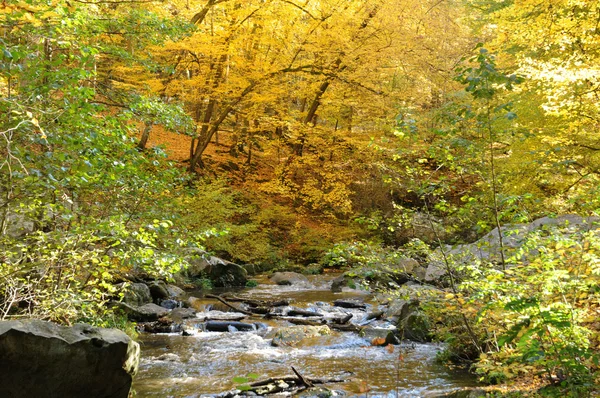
268;325;331;347
402;311;432;342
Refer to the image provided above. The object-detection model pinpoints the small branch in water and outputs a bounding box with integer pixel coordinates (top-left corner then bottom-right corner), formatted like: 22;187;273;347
205;294;253;315
331;313;353;325
292;366;314;387
278;317;326;326
221;294;289;308
217;375;350;397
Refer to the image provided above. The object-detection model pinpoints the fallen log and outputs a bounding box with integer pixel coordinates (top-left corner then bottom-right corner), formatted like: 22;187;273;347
329;323;362;332
202;313;248;322
267;300;290;308
280;317;326;326
358;310;385;326
364;310;384;321
217;369;350;397
248;375;348;387
221;295;290;308
248;307;270;315
204;321;256;332
331;313;353;325
333;299;367;309
287;308;322;317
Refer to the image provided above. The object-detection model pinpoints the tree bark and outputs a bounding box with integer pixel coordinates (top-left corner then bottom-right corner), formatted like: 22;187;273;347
189;82;256;171
191;0;232;25
137;122;153;150
296;6;379;155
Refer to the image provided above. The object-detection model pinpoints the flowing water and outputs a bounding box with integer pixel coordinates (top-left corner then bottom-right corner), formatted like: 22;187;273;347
133;275;476;397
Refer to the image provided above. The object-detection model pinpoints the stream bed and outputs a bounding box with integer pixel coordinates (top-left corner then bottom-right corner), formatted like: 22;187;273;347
133;275;476;397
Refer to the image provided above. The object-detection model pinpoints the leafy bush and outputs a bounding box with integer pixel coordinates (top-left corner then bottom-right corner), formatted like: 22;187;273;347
321;240;427;290
0;217;194;323
427;223;600;392
245;280;259;288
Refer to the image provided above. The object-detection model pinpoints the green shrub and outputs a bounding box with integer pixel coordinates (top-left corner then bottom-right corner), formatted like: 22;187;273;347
245;280;259;288
426;223;600;392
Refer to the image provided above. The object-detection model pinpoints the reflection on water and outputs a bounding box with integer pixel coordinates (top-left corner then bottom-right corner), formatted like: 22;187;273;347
133;275;476;397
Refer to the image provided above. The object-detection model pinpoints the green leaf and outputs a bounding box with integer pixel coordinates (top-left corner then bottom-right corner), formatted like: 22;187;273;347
504;297;538;311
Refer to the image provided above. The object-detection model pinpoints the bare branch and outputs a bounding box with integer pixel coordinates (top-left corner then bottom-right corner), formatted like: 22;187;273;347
281;0;319;20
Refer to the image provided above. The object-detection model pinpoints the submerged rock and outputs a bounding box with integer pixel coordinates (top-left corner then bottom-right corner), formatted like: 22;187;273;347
0;319;139;398
156;353;180;362
186;296;205;310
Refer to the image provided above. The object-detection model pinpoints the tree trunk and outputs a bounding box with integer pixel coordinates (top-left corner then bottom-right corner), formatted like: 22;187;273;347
300;5;379;137
190;0;222;25
189;82;256;172
189;52;229;171
295;7;379;155
137;122;153;150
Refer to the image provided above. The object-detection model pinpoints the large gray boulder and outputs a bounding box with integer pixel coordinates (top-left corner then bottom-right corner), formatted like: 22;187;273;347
270;272;310;286
330;274;355;292
208;257;248;287
0;319;139;398
384;298;410;323
117;302;169;322
147;280;170;301
183;249;247;287
166;284;185;298
267;325;331;347
425;215;600;283
119;282;152;307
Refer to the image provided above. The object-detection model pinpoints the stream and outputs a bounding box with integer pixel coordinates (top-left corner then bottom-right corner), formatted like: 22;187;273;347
133;274;476;397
